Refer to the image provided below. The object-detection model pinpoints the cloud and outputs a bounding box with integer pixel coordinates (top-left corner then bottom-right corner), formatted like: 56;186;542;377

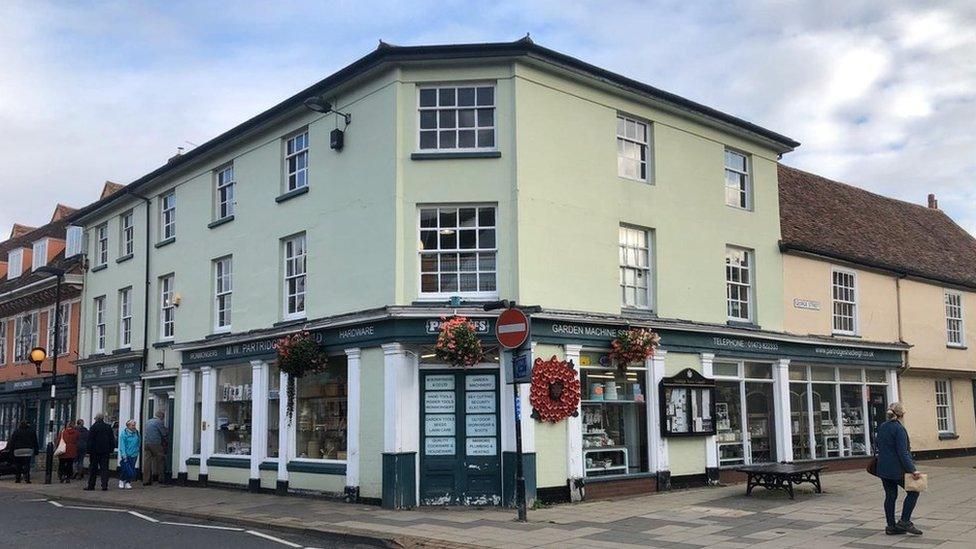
1;0;974;237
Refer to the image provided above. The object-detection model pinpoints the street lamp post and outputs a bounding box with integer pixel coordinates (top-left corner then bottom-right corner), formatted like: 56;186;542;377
32;266;65;485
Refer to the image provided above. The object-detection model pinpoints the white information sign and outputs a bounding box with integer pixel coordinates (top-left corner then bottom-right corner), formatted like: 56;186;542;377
425;375;454;391
466;391;495;414
466;414;496;436
425;437;455;456
425;414;455;436
465;374;495;391
425;391;456;413
466;437;497;456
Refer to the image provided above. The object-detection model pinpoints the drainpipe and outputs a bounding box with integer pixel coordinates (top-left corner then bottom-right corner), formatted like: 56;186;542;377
126;189;152;375
896;274;908;369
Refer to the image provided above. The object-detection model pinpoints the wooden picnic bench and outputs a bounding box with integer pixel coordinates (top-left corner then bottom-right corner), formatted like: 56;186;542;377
734;463;825;499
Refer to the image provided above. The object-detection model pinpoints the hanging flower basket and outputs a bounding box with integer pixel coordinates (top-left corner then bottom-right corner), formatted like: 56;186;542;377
609;327;660;368
434;316;484;367
274;331;328;420
530;356;581;423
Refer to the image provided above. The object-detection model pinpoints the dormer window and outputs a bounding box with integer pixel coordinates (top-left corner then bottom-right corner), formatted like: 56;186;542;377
7;249;23;279
32;238;48;270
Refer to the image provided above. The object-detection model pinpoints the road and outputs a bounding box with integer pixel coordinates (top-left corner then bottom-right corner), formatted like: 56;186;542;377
0;489;378;549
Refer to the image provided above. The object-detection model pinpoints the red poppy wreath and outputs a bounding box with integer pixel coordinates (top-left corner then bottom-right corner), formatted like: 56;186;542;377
530;356;581;423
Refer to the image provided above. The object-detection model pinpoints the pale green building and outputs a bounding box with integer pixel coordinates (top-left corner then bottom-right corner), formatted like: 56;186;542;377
69;38;904;508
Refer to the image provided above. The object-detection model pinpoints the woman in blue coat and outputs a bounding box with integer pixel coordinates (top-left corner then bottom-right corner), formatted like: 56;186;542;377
875;402;922;535
117;420;140;490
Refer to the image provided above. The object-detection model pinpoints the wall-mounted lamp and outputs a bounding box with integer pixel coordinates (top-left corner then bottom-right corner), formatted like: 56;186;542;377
303;95;352;152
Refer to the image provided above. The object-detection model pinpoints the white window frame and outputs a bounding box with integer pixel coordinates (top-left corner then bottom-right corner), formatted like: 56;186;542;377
284;130;309;193
726;246;754;323
945;290;964;347
119;287;132;348
93;297;106;353
935;379;955;434
14;312;38;363
215;165;236;220
120;210;134;257
159;274;175;340
46;302;71;356
7;249;24;279
32;238;48;271
94;223;109;267
712;360;776;466
619;225;653;310
159;190;176;241
214;256;233;332
282;235;306;320
724;149;751;210
65;226;83;258
617;115;650;182
417;84;496;152
831;269;859;336
418;204;498;300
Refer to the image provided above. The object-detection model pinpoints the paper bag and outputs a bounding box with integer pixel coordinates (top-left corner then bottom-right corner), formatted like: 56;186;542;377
904;472;927;492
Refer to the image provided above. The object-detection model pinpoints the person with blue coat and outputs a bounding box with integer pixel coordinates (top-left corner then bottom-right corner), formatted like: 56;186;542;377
117;420;140;490
875;402;923;536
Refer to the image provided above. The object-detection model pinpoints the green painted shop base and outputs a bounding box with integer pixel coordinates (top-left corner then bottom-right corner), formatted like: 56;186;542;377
502;451;536;508
382;452;416;509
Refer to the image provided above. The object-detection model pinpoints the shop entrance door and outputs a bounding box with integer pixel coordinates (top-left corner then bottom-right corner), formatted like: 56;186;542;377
867;386;888;452
146;392;176;480
420;370;501;506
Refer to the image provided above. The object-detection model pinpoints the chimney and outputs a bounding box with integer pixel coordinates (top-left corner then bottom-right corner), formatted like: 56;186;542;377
927;194;939;209
167;146;185;164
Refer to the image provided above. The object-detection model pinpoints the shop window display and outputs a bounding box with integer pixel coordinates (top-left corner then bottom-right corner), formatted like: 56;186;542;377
579;351;648;476
193;374;202;454
715;381;744;465
713;361;776;465
840;384;867;456
103;386;120;429
790;385;812;460
215;364;252;456
812;383;840;457
295;355;347;460
268;365;280;458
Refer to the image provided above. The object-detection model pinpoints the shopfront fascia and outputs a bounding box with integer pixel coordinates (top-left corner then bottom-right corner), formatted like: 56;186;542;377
530;315;906;498
0;374;77;445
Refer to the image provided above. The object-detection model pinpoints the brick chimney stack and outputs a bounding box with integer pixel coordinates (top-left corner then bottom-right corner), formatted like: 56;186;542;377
927;194;939;209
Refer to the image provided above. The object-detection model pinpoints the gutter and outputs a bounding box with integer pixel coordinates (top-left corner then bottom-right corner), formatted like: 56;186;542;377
0;273;84;302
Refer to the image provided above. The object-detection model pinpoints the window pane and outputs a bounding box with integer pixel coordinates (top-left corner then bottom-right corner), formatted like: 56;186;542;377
788;365;808;381
811;366;835;381
713;362;738;377
420;110;437;129
476;87;493;106
581;368;649;476
812;383;839;457
457;87;475;106
419;88;437;107
840;384;867;456
458;109;475;128
790;385;812;460
716;381;743;465
295;356;347;460
476;129;494;148
744;363;771;379
746;382;776;463
477;108;493;126
215;364;253;455
439;131;456;148
438;88;455;106
419;131;437;149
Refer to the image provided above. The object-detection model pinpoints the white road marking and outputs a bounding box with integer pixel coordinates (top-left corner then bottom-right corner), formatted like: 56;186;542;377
246;530;302;547
62;505;126;512
24;498;49;502
48;501;63;507
159;521;245;531
128;510;159;523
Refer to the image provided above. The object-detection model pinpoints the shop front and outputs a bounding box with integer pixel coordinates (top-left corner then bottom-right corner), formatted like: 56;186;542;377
76;355;144;468
0;375;76;447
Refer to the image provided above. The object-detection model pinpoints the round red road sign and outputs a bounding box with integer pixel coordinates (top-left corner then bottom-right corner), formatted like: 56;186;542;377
495;308;530;349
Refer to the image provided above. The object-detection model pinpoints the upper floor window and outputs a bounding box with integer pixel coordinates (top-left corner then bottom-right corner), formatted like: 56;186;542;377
93;296;106;353
619;225;652;309
283;235;306;319
7;249;23;279
159;190;176;241
285;131;309;192
32;238;48;270
119;287;132;348
0;319;6;365
65;225;83;258
724;149;751;209
617;116;649;181
418;85;495;151
419;206;497;297
215;165;236;220
726;246;753;322
14;312;38;362
832;270;858;335
945;290;964;347
120;210;134;257
95;223;109;267
47;302;70;356
935;379;954;434
160;274;175;340
214;256;233;331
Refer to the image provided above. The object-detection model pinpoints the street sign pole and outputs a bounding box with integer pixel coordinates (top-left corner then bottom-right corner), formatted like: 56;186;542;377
512;356;527;522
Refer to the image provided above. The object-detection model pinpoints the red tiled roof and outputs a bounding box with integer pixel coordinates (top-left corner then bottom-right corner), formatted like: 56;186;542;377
778;164;976;289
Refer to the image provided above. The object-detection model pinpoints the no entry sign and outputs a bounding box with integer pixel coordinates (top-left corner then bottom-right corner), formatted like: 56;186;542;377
495;308;530;349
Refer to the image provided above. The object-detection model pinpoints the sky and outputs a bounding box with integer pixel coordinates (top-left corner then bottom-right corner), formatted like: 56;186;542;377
1;0;974;237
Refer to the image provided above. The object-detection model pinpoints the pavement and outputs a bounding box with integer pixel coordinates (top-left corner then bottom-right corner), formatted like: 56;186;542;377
1;456;974;548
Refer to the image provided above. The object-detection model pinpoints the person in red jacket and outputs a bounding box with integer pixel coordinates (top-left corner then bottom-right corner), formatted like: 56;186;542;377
56;423;79;483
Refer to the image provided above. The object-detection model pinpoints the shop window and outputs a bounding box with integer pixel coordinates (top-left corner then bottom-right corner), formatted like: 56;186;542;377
790;385;812;460
295;355;347;460
811;366;835;382
714;360;776;465
268;365;280;458
215;364;252;456
716;381;744;465
840;384;867;455
744;362;772;380
865;369;886;383
580;353;648;477
103;386;120;431
867;386;888;447
788;364;808;381
812;383;839;457
713;362;738;377
838;368;862;383
193;373;202;454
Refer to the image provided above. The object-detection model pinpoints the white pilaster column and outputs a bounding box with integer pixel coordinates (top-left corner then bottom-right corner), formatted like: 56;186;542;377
382;343;419;453
563;344;584;501
200;366;215;476
79;387;92;426
773;359;793;462
177;370;194;475
886;369;900;405
648;350;669;472
700;353;719;473
344;348;362;493
277;370;290;485
90;386;103;424
249;360;268;485
119;383;132;425
132;381;143;428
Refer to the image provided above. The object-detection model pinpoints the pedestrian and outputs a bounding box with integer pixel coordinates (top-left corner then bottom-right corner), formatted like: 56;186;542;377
85;413;114;491
56;422;79;483
117;420;140;489
8;421;38;484
876;402;923;536
73;419;89;480
143;410;168;486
